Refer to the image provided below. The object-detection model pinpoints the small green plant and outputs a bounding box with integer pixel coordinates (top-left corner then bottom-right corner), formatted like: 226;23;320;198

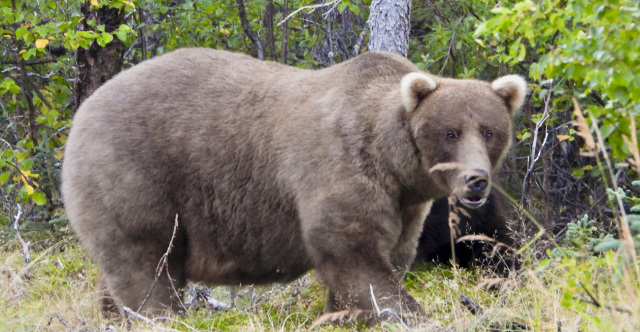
550;215;615;258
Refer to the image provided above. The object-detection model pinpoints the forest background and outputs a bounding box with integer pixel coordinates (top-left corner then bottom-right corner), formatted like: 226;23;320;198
1;0;639;331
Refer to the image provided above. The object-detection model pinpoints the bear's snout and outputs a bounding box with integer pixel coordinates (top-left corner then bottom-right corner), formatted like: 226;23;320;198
458;169;490;209
464;169;488;193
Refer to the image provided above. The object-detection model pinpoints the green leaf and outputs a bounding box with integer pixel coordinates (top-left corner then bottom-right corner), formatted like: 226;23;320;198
0;172;9;185
594;239;622;252
337;2;348;13
32;191;47;206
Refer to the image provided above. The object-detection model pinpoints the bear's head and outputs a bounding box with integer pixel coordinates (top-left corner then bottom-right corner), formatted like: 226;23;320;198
401;72;526;208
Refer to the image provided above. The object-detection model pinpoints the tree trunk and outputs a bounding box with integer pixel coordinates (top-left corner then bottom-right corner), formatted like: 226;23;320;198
236;0;265;60
367;0;411;56
74;2;126;111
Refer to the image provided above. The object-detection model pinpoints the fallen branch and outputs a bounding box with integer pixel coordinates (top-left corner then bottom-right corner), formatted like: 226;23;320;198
45;312;75;331
123;306;197;332
370;285;410;331
184;287;229;311
459;294;483;315
575;297;631;314
310;309;364;329
576;282;631;314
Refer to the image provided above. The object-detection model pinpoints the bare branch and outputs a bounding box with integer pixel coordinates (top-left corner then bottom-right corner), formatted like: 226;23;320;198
369;284;410;330
123;306;197;332
277;0;342;26
137;214;185;313
13;204;31;264
0;58;58;66
521;80;554;208
459;294;483;315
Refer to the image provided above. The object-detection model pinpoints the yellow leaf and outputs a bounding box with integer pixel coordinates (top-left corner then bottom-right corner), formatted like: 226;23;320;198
19;49;26;54
557;134;571;141
35;38;49;49
122;0;135;8
70;40;80;50
90;0;98;6
16;152;27;163
54;149;64;160
20;170;39;179
25;183;34;195
3;34;12;38
21;23;32;28
58;133;68;144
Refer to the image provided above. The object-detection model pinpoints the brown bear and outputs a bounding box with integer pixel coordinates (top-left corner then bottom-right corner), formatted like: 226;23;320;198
61;48;526;323
414;190;520;276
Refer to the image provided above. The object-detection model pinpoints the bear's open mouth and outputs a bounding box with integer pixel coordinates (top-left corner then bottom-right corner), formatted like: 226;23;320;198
459;196;488;208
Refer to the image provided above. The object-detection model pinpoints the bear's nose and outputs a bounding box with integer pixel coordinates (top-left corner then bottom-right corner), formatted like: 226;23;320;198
464;169;488;192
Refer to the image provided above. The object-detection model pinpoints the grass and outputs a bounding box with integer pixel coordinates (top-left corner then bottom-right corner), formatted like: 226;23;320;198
1;234;638;331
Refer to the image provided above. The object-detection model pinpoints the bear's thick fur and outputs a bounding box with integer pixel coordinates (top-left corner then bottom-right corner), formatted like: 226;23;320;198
62;49;526;322
415;190;520;276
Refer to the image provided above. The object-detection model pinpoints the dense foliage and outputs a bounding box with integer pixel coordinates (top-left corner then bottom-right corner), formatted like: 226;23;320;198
1;0;639;330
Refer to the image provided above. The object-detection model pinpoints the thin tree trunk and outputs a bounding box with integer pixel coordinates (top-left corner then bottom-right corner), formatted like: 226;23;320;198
367;0;411;56
74;2;125;111
265;0;277;60
281;0;289;63
236;0;265;60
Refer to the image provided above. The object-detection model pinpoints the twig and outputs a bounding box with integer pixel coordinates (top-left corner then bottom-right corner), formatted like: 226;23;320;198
184;288;229;310
577;282;600;308
521;79;554;207
48;312;70;329
137;214;183;313
352;26;368;56
124;306;155;324
575;298;632;314
123;306;197;331
1;58;58;65
439;17;464;76
277;0;342;26
13;204;31;264
460;294;483;315
369;285;410;331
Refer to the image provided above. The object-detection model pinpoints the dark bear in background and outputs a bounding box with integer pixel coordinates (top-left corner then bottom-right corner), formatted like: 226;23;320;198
415;190;520;275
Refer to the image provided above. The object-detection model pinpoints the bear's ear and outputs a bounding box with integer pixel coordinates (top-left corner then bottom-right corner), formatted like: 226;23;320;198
491;75;527;114
401;72;437;112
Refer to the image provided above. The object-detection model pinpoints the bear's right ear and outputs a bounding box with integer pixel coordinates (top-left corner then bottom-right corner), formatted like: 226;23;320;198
401;72;437;112
491;75;527;114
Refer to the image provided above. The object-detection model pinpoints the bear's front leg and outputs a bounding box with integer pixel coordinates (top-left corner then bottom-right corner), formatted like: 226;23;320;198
390;201;434;277
298;191;425;325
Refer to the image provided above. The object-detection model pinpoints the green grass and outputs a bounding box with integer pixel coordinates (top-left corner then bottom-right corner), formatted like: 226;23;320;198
0;238;638;331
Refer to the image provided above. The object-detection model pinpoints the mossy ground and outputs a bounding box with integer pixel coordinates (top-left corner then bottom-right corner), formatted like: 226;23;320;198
1;239;638;331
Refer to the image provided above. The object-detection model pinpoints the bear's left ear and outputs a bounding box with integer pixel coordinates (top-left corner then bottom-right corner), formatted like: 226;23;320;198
491;75;527;114
401;72;437;112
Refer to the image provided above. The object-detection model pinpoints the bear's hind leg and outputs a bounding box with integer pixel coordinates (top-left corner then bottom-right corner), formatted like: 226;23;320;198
99;234;188;317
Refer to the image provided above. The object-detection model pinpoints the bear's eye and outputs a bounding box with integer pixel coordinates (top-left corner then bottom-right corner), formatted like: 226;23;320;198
485;130;493;139
445;131;458;141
